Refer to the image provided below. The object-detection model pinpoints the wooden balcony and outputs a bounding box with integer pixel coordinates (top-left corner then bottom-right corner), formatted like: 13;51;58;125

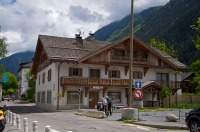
60;77;129;87
111;56;148;64
152;80;181;89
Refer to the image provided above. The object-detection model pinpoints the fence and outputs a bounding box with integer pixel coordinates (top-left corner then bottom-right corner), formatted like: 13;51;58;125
163;95;200;107
6;110;52;132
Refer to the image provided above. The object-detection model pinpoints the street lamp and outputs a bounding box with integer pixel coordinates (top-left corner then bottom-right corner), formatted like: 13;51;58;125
129;0;134;108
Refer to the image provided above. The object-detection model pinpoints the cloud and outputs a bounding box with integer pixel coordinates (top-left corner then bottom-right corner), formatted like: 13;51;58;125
0;0;169;55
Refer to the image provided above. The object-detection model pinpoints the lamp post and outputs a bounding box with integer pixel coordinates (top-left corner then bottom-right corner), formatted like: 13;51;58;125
129;0;134;108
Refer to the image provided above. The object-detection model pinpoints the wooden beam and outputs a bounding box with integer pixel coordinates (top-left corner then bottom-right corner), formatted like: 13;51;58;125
125;66;129;76
143;67;149;77
105;65;109;75
85;87;89;97
62;86;67;97
102;87;107;97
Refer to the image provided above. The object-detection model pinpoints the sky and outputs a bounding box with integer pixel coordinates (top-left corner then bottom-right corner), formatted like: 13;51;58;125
0;0;169;56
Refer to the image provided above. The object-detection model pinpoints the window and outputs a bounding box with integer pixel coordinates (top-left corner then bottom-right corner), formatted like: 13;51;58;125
69;68;82;76
48;69;52;81
41;92;45;103
133;71;142;79
37;92;40;103
128;51;137;57
114;50;125;57
42;72;45;83
108;70;120;78
108;92;121;103
156;73;168;86
67;91;82;104
90;69;100;78
47;91;51;104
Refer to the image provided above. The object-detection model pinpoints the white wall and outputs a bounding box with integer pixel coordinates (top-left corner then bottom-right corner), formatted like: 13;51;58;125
36;62;181;110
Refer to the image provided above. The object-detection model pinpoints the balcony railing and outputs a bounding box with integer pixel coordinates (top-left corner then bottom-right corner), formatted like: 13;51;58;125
111;56;148;64
152;80;181;88
60;77;129;87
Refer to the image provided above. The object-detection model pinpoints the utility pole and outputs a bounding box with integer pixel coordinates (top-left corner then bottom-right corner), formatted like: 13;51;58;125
129;0;134;108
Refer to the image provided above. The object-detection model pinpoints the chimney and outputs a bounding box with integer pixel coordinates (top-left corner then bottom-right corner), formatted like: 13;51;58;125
75;34;83;45
89;33;95;41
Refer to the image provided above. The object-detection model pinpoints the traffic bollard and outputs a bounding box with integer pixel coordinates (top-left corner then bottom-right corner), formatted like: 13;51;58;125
6;110;10;123
32;121;38;132
12;113;16;126
9;111;12;123
23;118;28;132
45;126;51;132
16;115;21;129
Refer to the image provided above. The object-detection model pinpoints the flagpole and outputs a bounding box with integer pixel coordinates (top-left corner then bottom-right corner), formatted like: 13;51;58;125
129;0;134;108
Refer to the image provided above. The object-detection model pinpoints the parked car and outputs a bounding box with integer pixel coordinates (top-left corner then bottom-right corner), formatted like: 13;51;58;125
185;106;200;132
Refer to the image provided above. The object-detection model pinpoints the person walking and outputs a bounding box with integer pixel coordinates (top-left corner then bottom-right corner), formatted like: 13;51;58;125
105;96;112;116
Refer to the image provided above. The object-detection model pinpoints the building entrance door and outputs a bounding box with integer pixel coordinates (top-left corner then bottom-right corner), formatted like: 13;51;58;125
89;91;99;108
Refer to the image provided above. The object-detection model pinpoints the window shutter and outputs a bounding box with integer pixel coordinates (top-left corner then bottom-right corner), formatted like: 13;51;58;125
133;71;135;79
118;70;120;78
79;68;82;77
69;68;72;76
139;72;142;79
108;70;112;78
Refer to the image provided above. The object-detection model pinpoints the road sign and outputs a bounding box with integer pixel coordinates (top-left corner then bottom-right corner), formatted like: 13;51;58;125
78;88;81;95
135;81;142;89
133;89;143;99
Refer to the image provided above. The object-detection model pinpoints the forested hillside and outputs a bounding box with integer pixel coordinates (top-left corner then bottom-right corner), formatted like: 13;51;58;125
94;0;200;66
0;51;34;76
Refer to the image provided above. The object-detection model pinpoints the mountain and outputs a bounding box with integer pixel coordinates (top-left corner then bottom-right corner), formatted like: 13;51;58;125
0;51;34;76
94;0;200;66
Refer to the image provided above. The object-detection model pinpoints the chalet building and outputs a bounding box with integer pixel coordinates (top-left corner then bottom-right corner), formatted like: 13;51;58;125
18;62;32;99
31;34;188;111
181;72;196;93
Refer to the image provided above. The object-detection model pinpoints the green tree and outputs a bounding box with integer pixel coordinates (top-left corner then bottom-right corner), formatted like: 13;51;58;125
190;18;200;94
191;18;200;50
160;85;171;107
0;28;9;75
190;60;200;94
24;67;36;101
3;72;18;95
150;38;178;59
7;88;15;96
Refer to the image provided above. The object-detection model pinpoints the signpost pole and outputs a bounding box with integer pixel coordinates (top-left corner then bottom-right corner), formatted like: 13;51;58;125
79;94;80;110
137;99;139;121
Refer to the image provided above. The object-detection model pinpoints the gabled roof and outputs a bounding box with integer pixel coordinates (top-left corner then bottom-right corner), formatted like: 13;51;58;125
39;35;112;61
32;34;189;77
181;72;194;81
142;81;162;90
18;62;32;72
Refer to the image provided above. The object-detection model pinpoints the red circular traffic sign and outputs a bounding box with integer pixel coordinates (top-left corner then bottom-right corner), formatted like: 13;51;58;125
134;89;143;99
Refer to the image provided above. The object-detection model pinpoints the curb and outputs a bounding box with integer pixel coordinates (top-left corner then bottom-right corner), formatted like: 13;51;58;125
132;121;189;130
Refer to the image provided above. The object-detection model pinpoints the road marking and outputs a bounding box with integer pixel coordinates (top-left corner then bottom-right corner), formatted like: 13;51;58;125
51;129;60;132
136;126;149;130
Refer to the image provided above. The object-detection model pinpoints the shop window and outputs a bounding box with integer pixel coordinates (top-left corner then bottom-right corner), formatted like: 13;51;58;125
47;91;51;104
108;92;121;103
67;91;82;104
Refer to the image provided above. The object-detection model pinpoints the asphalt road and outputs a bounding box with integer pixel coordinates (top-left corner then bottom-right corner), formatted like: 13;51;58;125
0;100;189;132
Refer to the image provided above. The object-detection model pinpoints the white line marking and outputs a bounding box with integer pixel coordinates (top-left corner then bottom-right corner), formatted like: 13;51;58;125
51;129;60;132
136;126;149;130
